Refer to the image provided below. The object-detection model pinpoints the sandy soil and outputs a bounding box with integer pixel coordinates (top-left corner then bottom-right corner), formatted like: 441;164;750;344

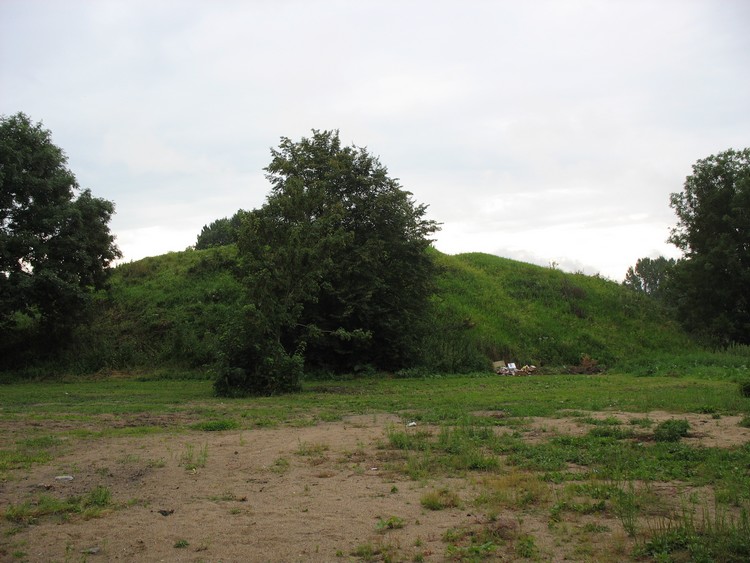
1;411;748;562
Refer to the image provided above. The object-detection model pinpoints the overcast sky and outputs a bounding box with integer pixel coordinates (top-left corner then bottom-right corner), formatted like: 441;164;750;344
2;0;748;280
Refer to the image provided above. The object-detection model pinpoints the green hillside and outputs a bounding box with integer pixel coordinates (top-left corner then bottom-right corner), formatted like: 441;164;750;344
427;252;694;371
48;246;701;376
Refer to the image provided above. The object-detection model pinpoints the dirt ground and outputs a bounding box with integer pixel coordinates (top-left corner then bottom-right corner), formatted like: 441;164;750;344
1;411;748;562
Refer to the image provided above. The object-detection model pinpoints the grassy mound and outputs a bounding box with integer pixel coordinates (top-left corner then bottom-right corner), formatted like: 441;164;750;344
426;252;695;370
5;246;705;376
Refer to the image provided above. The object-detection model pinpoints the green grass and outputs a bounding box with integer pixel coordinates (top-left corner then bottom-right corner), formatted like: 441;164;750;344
421;488;461;510
5;486;113;525
191;418;239;431
1;372;748;434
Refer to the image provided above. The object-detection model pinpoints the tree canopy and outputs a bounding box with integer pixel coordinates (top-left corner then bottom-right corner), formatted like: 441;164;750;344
215;130;440;395
667;148;750;344
622;256;676;301
195;210;247;250
0;112;120;348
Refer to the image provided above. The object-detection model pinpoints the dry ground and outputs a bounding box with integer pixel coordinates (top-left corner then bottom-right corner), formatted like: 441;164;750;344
1;411;748;562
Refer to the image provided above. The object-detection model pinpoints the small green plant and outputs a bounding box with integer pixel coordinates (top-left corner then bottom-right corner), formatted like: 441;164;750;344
516;533;538;558
86;486;112;508
180;443;208;470
653;419;690;442
612;485;640;537
270;457;289;474
739;415;750;428
174;539;189;548
351;543;380;560
146;457;166;468
420;488;460;510
296;440;329;457
376;515;405;531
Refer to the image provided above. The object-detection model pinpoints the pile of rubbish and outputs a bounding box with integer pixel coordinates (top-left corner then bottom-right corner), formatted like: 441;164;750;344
493;361;537;376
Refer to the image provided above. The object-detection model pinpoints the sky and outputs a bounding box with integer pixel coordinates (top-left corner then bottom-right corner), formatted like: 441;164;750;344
1;0;748;280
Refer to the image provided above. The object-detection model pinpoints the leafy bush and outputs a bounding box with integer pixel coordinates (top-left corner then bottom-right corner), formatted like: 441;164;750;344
214;342;303;397
654;419;690;442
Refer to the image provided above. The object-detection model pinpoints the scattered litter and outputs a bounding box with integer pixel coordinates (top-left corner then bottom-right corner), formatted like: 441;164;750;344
407;421;417;427
81;547;100;555
55;475;74;481
494;361;537;376
369;467;378;471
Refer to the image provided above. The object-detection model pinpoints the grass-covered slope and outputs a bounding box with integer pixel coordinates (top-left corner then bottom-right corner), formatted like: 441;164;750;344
56;246;699;375
65;245;243;374
426;252;696;370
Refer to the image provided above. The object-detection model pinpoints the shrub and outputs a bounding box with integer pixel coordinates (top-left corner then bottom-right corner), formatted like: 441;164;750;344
739;380;750;398
654;419;690;442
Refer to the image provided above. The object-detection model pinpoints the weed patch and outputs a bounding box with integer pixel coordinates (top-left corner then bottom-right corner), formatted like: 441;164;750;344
421;488;461;510
191;418;238;431
653;419;690;442
5;486;114;526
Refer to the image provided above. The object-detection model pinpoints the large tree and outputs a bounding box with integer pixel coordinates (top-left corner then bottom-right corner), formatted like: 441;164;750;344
215;130;439;395
0;113;120;342
668;148;750;344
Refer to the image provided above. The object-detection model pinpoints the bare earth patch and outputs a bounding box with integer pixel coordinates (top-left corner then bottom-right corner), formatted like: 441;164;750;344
526;410;750;448
1;411;748;562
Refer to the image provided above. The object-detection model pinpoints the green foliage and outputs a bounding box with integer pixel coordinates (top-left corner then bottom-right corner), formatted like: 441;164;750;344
636;508;750;562
218;130;439;395
214;303;305;396
622;256;676;300
195;209;246;250
0;112;120;367
668;148;750;345
653;419;690;442
739;380;750;398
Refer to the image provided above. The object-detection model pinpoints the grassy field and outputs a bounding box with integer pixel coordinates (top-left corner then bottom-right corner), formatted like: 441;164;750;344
2;371;749;561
